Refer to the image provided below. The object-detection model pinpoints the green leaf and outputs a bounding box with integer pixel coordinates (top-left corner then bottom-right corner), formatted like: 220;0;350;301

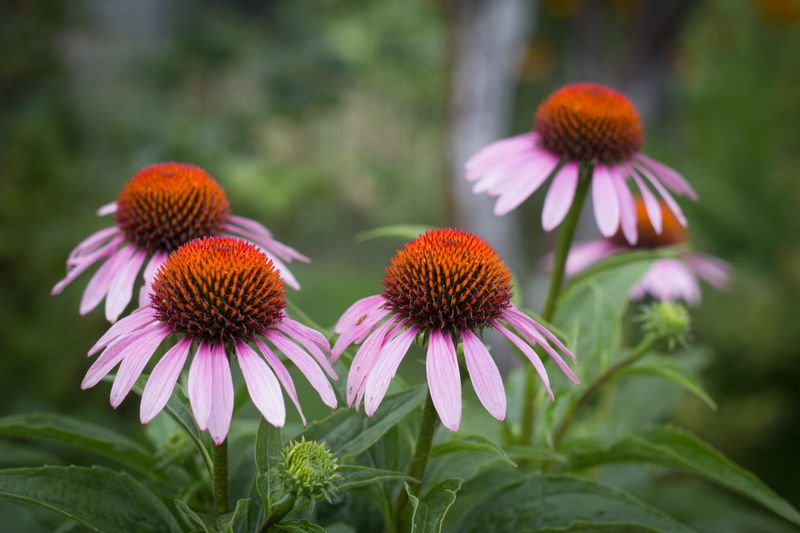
302;385;427;458
406;479;462;533
218;498;252;533
617;356;717;410
174;499;214;532
565;426;800;526
356;224;430;243
337;465;414;491
0;465;181;532
430;435;516;467
0;412;158;476
457;474;694;532
274;518;326;532
254;419;283;514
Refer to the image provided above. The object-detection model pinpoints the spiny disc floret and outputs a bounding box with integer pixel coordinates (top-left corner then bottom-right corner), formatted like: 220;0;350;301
115;162;231;252
382;228;513;332
151;237;285;340
535;82;643;164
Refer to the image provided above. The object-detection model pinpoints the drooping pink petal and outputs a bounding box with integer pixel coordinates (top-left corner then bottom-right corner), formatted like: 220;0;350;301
634;259;701;305
493;153;560;216
465;133;538;180
494;323;553;401
610;167;638;245
275;321;337;380
67;227;120;264
224;225;309;263
262;332;337;408
228;215;273;239
280;317;330;352
630;172;663;233
507;304;576;362
637;155;698;201
542;162;579;231
472;152;534;195
636;165;687;227
236;341;286;428
591;165;621;238
564;240;624;277
255;340;307;425
332;305;391;360
685;253;732;289
187;340;213;430
363;326;419;416
335;294;386;334
140;337;193;423
347;318;398;407
106;248;148;322
88;306;157;356
502;310;579;385
262;249;300;290
81;323;162;389
109;326;171;408
461;330;506;421
207;342;234;445
79;244;135;315
142;251;168;284
426;330;461;432
52;235;125;295
97;202;118;216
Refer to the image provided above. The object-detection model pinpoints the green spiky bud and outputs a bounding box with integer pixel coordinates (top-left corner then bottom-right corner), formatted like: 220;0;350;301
639;301;691;348
280;437;339;500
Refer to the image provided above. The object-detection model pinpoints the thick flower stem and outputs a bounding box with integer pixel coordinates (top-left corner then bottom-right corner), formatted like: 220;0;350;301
393;392;439;532
213;439;229;515
552;334;659;447
519;166;592;446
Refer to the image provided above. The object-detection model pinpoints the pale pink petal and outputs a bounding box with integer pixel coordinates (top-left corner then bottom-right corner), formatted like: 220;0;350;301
262;249;300;290
106;248;148;322
224;224;310;263
611;168;638;244
79;244;135;315
97;202;118;216
207;342;234;445
461;330;506;421
187;341;213;430
140;337;193;423
631;172;663;233
275;322;337;380
364;326;419;416
109;326;171;408
637;155;698;200
502;310;579;385
347;318;398;407
67;227;120;264
472;152;533;195
332;306;391;360
52;235;125;295
263;331;336;408
335;294;386;333
685;253;732;289
236;341;285;428
507;304;576;362
81;323;161;389
465;133;538;180
564;240;624;276
636;165;687;226
228;215;273;239
591;165;621;238
494;323;553;401
634;259;701;305
426;330;461;432
493;153;560;216
254;340;306;425
88;306;157;356
280;317;330;352
542;162;579;231
142;251;168;284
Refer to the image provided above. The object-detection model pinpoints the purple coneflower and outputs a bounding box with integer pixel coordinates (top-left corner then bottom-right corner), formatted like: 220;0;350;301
81;236;336;444
465;82;697;244
564;199;731;305
333;228;578;432
52;162;308;322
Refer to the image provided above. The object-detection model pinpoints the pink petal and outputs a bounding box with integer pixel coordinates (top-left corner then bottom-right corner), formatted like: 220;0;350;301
109;326;171;408
140;337;193;423
465;133;538;179
591;165;621;238
472;152;532;195
275;321;337;380
508;304;576;362
280;317;330;352
332;306;391;360
542;162;579;231
347;318;397;407
262;249;300;290
461;330;506;421
228;215;273;239
363;326;419;416
426;330;461;432
67;227;120;264
636;164;687;227
81;323;162;389
97;202;118;216
187;340;213;430
494;323;553;401
52;235;125;295
79;244;135;315
224;225;309;263
88;307;157;356
262;332;336;408
236;341;286;427
502;310;579;385
631;172;663;233
610;168;638;245
106;248;148;322
635;259;701;305
142;251;168;284
335;295;386;334
637;155;698;200
255;340;307;425
493;153;560;216
207;342;234;445
685;253;732;289
564;240;624;277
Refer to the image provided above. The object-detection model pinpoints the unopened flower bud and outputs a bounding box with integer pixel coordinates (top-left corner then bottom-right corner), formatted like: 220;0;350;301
639;301;691;348
281;438;339;500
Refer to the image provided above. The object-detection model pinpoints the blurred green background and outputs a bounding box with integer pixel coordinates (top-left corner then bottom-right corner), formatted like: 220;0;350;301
1;0;799;528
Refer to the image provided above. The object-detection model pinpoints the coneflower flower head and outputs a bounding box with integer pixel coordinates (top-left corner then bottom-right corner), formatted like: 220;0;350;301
466;82;698;244
81;236;336;444
334;228;579;432
53;162;308;322
563;199;731;305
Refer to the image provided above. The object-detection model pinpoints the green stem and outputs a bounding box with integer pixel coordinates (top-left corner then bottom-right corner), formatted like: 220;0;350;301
393;392;439;532
519;165;592;446
213;439;229;515
262;496;295;531
552;334;659;447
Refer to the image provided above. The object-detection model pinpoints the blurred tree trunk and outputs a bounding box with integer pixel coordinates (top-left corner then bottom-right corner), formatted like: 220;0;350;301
444;0;537;372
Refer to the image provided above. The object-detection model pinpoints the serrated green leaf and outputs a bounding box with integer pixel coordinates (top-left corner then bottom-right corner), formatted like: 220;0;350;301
0;412;158;476
274;518;326;532
356;224;430;243
617;356;717;410
336;465;414;491
565;426;800;526
406;478;462;533
430;435;516;467
0;465;181;532
302;385;426;458
457;474;694;532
